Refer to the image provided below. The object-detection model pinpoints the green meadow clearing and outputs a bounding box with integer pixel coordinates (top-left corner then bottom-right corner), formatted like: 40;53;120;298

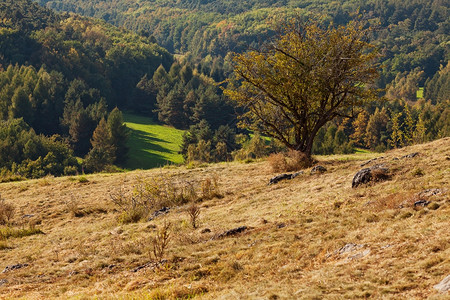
123;113;185;170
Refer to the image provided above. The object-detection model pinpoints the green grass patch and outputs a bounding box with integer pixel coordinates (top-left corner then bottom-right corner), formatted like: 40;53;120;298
355;148;373;154
0;226;44;240
123;113;185;170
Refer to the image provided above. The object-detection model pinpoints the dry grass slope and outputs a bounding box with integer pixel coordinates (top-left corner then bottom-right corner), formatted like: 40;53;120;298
0;138;449;299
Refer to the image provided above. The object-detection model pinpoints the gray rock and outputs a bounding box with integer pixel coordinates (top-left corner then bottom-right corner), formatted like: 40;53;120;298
414;200;430;207
360;157;384;167
268;171;303;185
352;165;390;188
0;279;7;286
434;275;450;292
269;173;292;185
2;263;29;273
148;207;170;221
338;243;364;254
132;259;167;272
402;152;419;159
215;226;248;239
310;165;327;174
418;188;444;198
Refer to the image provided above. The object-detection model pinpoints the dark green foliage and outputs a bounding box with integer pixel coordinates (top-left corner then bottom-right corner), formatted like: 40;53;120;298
0;118;79;179
84;118;115;172
107;108;129;164
180;120;239;162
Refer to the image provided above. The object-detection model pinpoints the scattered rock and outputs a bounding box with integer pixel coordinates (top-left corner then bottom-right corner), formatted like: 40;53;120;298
22;214;35;218
310;165;327;175
69;271;79;277
131;259;167;272
352;165;390;188
348;249;371;260
201;228;211;234
402;152;419;159
276;223;286;229
418;188;445;198
360;157;384;167
268;171;303;185
2;263;29;273
338;243;364;255
0;279;7;286
434;275;450;292
269;174;291;185
148;207;170;221
414;200;430;207
215;226;248;239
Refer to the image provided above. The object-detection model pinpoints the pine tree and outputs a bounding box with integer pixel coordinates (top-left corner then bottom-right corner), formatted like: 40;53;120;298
84;117;116;172
107;107;129;164
403;103;414;146
413;115;426;144
389;112;404;148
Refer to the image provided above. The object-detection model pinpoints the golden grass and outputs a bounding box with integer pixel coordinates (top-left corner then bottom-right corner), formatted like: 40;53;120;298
0;138;449;299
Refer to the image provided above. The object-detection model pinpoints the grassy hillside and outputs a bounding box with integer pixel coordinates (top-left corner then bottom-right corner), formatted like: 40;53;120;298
123;113;184;170
0;138;449;299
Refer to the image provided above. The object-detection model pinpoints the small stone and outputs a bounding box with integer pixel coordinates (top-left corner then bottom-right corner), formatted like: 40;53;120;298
2;263;29;273
277;223;286;229
418;188;444;198
0;279;7;286
201;228;211;234
310;165;327;174
337;243;364;254
414;200;430;207
148;207;170;221
402;152;419;159
360;157;384;167
434;275;450;292
215;226;248;239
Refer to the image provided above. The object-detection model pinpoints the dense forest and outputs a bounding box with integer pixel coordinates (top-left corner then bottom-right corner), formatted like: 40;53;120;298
0;0;448;179
35;0;449;150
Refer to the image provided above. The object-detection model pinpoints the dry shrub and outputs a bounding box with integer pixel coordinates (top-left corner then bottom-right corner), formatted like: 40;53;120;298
111;173;221;224
371;168;391;182
151;221;171;262
285;149;312;171
268;150;312;173
186;203;200;228
366;192;414;211
200;175;222;200
0;195;15;225
267;153;288;173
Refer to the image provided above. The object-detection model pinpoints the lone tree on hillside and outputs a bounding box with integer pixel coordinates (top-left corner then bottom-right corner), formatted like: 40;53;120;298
224;19;380;160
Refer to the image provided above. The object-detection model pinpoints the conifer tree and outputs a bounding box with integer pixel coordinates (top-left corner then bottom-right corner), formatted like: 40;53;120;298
413;115;426;144
107;107;129;163
389;112;404;148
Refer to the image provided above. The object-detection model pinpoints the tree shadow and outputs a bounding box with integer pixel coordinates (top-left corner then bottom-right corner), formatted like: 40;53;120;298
125;128;179;170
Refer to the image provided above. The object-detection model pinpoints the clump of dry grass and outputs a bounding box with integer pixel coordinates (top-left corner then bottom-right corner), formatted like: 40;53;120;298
186;203;201;229
151;221;171;262
0;195;15;225
267;150;312;173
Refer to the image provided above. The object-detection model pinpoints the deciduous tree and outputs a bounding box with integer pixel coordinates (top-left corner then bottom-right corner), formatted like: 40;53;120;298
224;19;379;159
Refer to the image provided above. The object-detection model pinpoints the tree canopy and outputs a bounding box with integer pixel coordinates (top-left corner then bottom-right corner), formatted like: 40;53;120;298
225;20;380;157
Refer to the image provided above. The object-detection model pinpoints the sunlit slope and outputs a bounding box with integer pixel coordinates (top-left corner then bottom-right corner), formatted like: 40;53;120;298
123;113;184;169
